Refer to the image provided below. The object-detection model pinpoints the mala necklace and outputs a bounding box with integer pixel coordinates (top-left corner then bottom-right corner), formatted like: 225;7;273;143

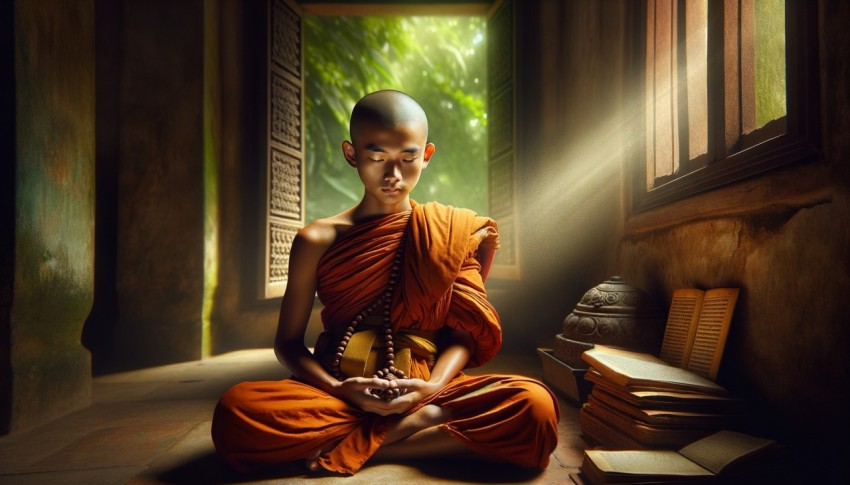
330;231;408;402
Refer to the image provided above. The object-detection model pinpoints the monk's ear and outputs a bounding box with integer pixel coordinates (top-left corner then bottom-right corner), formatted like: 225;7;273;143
342;141;357;167
423;143;436;166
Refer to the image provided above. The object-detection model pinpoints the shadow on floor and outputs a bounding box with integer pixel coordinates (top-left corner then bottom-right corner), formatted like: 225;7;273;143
150;452;548;485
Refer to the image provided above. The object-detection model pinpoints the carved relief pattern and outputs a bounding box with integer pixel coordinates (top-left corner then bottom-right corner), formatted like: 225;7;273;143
495;215;516;265
489;153;515;265
489;88;513;158
487;0;517;269
489;155;513;216
579;288;649;308
270;148;302;220
272;0;301;79
271;73;302;150
561;313;661;349
270;223;297;283
488;0;512;90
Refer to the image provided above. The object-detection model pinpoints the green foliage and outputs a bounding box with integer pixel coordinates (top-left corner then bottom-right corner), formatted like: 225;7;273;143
754;0;786;129
304;16;488;222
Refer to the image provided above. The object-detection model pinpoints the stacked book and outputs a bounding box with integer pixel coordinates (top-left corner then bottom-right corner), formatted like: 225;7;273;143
579;288;743;450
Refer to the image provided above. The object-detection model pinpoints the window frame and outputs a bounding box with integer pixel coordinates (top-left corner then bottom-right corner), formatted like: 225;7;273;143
634;0;820;213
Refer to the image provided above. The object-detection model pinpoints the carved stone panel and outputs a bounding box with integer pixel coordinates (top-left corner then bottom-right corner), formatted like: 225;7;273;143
269;222;297;284
272;0;301;79
271;72;302;151
487;0;518;274
270;147;302;220
263;0;304;298
488;87;514;158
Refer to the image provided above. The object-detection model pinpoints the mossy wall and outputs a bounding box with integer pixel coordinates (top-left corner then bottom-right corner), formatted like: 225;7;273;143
3;0;95;433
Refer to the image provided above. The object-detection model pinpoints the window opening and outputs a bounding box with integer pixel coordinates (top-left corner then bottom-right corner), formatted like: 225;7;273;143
304;16;488;222
638;0;817;211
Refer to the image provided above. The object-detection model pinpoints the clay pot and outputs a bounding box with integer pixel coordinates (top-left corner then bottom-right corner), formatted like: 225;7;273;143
555;276;665;367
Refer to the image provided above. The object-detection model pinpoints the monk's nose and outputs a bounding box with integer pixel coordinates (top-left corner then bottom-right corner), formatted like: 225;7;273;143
384;162;402;181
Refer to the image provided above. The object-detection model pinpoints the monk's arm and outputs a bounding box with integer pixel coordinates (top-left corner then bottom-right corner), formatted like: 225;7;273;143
273;229;340;393
426;329;474;388
273;226;393;409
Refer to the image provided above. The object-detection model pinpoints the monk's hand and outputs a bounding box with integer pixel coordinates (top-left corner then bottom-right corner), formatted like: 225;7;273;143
361;378;442;415
333;376;395;411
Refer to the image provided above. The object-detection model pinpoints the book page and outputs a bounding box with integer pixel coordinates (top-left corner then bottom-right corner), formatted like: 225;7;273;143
585;449;713;476
686;288;739;380
659;289;704;368
679;430;775;475
583;346;727;394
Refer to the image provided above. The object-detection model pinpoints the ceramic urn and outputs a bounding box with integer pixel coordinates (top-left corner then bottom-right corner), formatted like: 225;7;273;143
554;275;666;368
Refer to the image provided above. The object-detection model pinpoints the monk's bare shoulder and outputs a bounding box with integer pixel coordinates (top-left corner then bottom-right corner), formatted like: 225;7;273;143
293;209;356;259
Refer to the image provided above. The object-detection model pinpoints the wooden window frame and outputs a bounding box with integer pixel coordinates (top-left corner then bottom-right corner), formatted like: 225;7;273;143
635;0;820;213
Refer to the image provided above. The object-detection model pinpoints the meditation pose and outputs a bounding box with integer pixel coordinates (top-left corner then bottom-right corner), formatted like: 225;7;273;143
212;90;560;475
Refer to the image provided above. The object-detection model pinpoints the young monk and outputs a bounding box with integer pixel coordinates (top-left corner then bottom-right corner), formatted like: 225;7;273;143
211;90;560;475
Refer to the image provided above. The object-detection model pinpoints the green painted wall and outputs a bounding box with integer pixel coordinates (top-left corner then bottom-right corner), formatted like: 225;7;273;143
4;0;95;433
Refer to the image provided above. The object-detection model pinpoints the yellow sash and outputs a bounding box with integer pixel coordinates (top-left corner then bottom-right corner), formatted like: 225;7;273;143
340;328;438;378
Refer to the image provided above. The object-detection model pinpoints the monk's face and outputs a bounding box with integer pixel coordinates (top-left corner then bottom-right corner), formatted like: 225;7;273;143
343;120;435;211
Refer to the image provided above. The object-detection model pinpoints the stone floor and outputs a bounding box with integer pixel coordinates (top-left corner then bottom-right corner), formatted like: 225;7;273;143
0;349;590;485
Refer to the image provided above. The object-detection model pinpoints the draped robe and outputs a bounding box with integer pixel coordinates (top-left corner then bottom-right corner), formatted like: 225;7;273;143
212;201;560;475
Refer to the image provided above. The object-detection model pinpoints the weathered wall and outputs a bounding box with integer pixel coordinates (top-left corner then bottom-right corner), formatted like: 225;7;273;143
2;0;95;433
507;0;848;478
211;0;284;355
112;0;206;369
616;0;849;479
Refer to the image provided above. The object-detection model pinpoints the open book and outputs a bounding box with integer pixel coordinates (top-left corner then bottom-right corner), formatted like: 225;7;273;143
581;345;728;395
658;288;739;380
581;430;780;484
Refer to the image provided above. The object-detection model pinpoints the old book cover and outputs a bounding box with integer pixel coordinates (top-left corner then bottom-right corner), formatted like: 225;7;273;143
585;369;743;413
581;345;727;395
581;430;779;484
685;288;739;380
583;396;717;448
589;390;740;428
579;404;649;450
658;288;739;382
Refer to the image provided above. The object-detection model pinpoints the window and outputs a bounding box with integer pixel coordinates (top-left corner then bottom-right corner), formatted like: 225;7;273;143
638;0;819;211
259;0;519;299
303;16;489;222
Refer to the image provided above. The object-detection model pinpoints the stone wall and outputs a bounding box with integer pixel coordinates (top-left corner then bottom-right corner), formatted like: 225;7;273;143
1;0;95;433
618;1;850;463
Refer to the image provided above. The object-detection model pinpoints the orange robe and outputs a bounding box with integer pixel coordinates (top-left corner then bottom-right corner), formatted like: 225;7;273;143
212;201;560;474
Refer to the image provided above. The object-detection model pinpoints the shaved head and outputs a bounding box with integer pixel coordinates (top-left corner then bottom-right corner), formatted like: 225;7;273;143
349;90;429;142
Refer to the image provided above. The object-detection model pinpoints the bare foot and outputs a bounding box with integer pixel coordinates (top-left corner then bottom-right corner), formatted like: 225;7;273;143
306;448;321;472
305;439;342;472
383;404;451;445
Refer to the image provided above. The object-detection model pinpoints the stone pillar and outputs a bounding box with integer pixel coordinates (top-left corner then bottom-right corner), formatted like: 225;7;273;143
113;0;206;368
1;0;95;433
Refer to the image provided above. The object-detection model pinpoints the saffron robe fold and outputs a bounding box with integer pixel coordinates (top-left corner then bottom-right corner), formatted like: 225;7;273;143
212;201;560;475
